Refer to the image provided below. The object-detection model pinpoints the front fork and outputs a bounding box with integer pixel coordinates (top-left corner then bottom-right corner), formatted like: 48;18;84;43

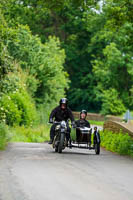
52;132;59;148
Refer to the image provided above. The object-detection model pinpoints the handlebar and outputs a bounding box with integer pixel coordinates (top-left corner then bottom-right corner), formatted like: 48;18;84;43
48;121;60;125
48;122;98;132
48;121;76;128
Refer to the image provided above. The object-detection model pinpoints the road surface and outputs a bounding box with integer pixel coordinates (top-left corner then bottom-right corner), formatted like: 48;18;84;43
0;142;133;200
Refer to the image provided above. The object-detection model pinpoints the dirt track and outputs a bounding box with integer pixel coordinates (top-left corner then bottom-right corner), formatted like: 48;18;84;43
0;142;133;200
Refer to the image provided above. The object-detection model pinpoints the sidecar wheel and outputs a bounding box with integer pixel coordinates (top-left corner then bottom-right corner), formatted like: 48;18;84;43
95;143;100;155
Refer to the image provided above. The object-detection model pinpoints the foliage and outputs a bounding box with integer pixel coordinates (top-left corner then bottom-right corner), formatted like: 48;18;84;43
71;128;76;141
0;11;15;79
89;120;104;126
5;25;69;105
0;0;102;112
101;89;126;115
0;94;22;125
129;86;133;108
0;10;38;127
0;91;37;126
0;0;133;150
0;8;69;129
37;103;56;124
0;65;38;126
0;65;25;95
9;124;50;143
0;123;9;150
91;0;133;112
1;0;133;119
10;91;37;126
101;130;133;156
0;0;100;39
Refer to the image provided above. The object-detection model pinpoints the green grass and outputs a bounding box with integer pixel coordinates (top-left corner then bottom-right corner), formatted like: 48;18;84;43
75;118;104;126
8;124;50;143
71;128;76;141
89;120;104;126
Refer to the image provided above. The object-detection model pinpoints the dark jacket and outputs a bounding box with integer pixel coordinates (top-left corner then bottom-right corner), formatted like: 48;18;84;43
49;106;74;122
75;119;90;128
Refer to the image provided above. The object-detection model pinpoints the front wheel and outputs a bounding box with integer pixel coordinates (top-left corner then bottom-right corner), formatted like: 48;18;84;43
95;143;100;155
53;135;59;152
58;133;65;153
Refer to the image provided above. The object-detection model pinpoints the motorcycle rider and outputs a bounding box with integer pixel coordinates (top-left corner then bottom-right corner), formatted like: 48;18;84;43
75;110;91;142
48;98;75;144
75;110;90;128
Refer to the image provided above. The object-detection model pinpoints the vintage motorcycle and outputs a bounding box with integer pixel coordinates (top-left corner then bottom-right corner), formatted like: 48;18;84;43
51;121;70;153
49;121;101;154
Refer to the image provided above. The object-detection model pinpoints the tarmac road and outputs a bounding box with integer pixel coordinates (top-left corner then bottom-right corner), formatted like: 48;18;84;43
0;142;133;200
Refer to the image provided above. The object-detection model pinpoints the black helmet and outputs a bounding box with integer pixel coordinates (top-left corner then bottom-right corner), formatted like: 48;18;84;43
59;98;68;107
80;110;87;116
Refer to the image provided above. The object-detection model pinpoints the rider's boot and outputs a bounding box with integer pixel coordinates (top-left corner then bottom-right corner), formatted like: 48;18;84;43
48;138;53;144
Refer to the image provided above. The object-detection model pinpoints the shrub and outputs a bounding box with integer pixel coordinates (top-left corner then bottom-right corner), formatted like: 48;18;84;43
101;130;133;156
10;91;37;126
101;88;126;115
7;25;69;105
0;91;37;126
0;94;22;126
0;123;9;149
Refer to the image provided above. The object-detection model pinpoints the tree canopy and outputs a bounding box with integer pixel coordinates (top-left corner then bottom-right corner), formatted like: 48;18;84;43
0;0;133;117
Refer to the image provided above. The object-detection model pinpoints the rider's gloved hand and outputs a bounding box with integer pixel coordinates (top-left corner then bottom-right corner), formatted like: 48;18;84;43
49;118;53;124
72;121;76;128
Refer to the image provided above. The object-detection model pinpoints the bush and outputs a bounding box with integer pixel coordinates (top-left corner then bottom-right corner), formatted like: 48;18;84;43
0;91;37;126
7;25;69;105
101;130;133;156
0;67;38;126
0;94;22;125
101;89;126;115
10;91;37;126
0;123;9;149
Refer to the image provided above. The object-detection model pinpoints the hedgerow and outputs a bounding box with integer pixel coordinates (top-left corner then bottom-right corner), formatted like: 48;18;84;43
100;130;133;157
0;91;37;126
0;123;9;150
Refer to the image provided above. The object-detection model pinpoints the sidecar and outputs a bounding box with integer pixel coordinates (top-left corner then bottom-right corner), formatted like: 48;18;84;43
70;126;100;154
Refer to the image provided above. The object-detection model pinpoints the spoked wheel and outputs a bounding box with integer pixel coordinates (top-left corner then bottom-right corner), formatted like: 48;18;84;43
53;136;59;153
95;143;100;155
58;134;65;153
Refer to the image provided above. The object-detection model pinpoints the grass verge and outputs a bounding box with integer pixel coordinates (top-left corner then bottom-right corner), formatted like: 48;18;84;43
89;120;104;126
8;124;50;143
100;130;133;157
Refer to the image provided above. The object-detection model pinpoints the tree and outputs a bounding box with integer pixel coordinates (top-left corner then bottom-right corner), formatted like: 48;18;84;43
0;8;69;125
0;0;102;112
1;0;133;114
101;88;126;115
0;9;15;79
6;25;69;105
91;0;133;113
